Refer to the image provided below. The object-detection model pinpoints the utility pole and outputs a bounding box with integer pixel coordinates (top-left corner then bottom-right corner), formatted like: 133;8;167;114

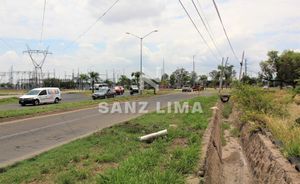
245;58;248;77
219;57;228;93
219;58;224;92
113;69;116;83
192;55;196;87
193;55;195;73
162;57;165;77
9;66;13;85
239;51;245;81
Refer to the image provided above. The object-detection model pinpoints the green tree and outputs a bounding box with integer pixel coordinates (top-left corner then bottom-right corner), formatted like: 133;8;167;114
118;75;131;88
131;72;141;86
170;74;176;87
259;51;279;82
199;75;208;87
89;72;100;93
209;70;220;88
170;68;190;88
190;71;198;87
260;50;300;88
220;64;236;88
277;51;300;88
79;74;90;90
160;73;169;87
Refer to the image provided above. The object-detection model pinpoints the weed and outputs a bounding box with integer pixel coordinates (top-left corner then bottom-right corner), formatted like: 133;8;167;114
222;102;233;119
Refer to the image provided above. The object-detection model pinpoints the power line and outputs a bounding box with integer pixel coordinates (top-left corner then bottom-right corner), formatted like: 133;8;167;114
63;0;121;51
196;0;215;41
40;0;47;44
191;0;222;57
211;0;239;62
178;0;220;61
0;38;14;51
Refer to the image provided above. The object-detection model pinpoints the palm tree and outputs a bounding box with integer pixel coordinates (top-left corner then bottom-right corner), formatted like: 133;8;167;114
89;72;100;93
131;72;141;86
79;74;90;90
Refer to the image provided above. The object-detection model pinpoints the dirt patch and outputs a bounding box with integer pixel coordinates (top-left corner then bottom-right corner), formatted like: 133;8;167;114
167;138;188;153
93;162;119;174
222;126;254;184
172;138;188;147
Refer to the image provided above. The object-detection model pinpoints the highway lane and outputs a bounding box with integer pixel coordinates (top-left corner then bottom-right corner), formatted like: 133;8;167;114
0;92;130;111
0;92;206;167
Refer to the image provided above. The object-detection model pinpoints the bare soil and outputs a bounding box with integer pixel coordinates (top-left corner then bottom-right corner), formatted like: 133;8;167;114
222;114;254;184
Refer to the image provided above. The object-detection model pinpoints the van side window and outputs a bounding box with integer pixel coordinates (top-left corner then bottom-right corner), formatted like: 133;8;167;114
39;90;47;96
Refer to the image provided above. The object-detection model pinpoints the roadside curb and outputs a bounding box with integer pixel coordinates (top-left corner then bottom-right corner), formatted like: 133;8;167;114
197;102;223;184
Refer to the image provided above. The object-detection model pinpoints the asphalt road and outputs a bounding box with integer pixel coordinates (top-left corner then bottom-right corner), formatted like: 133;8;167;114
0;92;206;167
0;92;130;111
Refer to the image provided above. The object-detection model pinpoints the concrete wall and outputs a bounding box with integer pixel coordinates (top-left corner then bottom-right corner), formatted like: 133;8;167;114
198;104;223;184
241;125;300;184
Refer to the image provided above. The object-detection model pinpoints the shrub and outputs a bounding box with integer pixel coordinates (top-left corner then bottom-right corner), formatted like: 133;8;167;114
232;84;286;116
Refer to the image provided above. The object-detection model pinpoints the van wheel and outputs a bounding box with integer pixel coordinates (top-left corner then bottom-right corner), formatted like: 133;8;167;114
34;100;40;106
54;98;59;104
21;103;25;106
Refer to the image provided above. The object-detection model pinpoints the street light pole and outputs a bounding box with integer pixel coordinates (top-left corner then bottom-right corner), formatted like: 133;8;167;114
140;38;143;93
126;30;158;95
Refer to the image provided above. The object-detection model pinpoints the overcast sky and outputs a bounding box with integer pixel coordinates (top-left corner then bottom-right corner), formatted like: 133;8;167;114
0;0;299;80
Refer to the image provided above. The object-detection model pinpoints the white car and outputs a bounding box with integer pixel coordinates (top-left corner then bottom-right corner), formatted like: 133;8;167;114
19;88;62;106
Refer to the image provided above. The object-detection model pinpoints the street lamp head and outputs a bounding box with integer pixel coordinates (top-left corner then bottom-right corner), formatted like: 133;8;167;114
154;30;158;32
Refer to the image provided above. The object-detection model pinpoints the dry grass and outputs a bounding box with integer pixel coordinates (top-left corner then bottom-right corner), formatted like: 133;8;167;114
294;94;300;105
233;85;300;157
263;101;300;157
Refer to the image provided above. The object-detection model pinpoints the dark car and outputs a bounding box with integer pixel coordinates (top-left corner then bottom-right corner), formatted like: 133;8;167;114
114;86;125;95
130;85;139;95
182;86;193;92
92;88;116;100
192;85;204;91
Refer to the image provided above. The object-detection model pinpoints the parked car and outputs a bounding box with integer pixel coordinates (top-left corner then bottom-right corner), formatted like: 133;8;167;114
182;86;193;92
19;88;62;106
130;85;139;95
114;86;125;95
92;88;116;100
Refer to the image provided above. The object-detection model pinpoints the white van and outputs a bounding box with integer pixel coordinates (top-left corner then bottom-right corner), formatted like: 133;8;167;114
19;88;62;106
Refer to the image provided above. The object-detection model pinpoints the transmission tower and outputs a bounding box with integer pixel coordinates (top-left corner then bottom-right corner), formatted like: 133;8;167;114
23;45;52;87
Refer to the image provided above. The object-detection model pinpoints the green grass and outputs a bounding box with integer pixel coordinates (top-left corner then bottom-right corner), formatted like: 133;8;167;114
0;97;18;105
230;127;240;137
0;95;218;184
222;102;233;119
0;91;172;121
221;122;231;146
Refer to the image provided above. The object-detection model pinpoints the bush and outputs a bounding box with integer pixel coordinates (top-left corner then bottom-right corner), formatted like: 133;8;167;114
232;84;286;116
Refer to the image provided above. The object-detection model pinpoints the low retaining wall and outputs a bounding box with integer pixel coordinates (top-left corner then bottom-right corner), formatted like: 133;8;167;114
198;104;222;184
241;125;300;184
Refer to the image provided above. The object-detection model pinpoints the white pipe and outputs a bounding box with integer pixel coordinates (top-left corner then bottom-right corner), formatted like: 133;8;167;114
139;129;168;142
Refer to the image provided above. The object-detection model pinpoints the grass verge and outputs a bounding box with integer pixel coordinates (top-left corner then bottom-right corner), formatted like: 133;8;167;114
0;90;173;121
233;84;300;157
0;97;18;105
0;95;218;184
